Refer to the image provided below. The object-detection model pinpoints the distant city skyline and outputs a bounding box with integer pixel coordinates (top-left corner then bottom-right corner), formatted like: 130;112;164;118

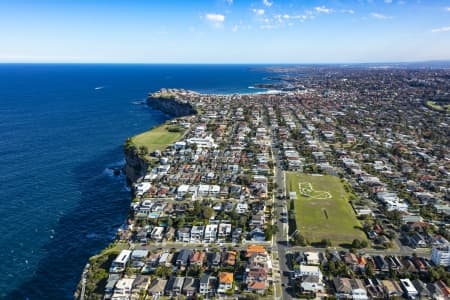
1;0;450;63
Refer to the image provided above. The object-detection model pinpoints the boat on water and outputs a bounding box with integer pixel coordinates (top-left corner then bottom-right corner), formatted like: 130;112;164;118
94;86;104;90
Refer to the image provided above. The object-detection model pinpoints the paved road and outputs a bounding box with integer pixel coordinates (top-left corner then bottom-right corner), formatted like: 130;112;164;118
270;130;293;300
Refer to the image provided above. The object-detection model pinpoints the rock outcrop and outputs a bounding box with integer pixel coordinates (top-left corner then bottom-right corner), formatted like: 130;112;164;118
123;144;148;183
146;94;196;117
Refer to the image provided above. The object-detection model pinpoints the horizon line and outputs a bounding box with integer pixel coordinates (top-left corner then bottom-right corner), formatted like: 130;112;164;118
1;59;450;66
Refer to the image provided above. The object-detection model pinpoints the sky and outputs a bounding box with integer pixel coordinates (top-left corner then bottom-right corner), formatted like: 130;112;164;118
0;0;449;63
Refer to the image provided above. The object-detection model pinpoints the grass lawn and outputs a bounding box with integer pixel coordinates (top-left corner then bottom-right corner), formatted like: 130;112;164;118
286;172;366;246
131;124;184;153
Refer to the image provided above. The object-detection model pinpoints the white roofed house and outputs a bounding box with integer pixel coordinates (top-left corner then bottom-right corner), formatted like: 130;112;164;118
151;226;165;241
198;184;210;197
218;222;232;241
236;202;248;214
135;182;151;197
187;136;218;148
296;265;322;280
209;185;220;198
431;245;450;266
301;276;325;294
400;278;418;299
190;225;205;243
112;278;135;300
110;250;132;273
177;227;190;243
177;184;190;198
376;192;409;212
204;224;218;243
304;252;320;265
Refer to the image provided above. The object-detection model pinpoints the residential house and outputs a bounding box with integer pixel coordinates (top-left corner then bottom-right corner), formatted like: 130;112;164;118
190;226;205;243
400;279;418;299
112;278;134;300
130;275;150;300
431;245;450;266
147;279;167;296
182;276;199;297
333;278;368;300
218;272;233;294
382;280;403;298
301;276;325;293
151;226;164;241
199;274;217;297
189;251;205;266
177;227;190;243
176;249;193;268
204;224;218;243
304;252;320;265
104;274;120;300
296;265;322;280
110;250;132;273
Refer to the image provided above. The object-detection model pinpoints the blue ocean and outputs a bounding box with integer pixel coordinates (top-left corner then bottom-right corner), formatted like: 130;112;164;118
0;64;271;299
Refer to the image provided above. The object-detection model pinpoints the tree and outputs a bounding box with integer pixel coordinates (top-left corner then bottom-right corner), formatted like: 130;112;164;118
352;239;361;249
202;206;214;220
193;200;201;216
176;217;185;229
365;263;374;277
264;224;278;241
321;238;332;248
155;265;172;278
292;232;307;246
328;260;336;275
360;240;368;248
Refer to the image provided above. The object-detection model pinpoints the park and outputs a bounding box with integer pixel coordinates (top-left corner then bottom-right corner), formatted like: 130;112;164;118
286;172;367;246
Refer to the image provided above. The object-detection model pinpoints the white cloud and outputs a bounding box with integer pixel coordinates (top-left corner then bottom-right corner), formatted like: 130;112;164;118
262;0;273;7
253;8;265;15
314;6;334;14
226;0;233;5
260;24;276;29
341;9;355;14
232;24;239;32
370;12;392;19
431;26;450;33
446;7;450;12
205;13;225;22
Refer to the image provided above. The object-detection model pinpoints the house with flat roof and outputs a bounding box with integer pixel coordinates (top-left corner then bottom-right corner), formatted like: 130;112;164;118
190;225;204;243
110;250;132;273
204;224;218;243
400;278;418;299
112;278;134;300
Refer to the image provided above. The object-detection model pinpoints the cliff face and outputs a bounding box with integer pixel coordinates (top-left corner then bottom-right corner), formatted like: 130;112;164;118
124;147;148;183
147;96;196;117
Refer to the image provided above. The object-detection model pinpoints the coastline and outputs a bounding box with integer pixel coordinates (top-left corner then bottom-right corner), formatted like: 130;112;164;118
74;92;197;300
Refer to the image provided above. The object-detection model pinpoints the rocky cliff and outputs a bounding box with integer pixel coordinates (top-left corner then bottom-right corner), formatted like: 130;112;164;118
124;144;148;183
146;95;196;117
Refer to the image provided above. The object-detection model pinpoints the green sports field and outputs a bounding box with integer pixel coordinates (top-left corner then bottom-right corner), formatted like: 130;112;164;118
286;172;366;245
131;125;183;153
